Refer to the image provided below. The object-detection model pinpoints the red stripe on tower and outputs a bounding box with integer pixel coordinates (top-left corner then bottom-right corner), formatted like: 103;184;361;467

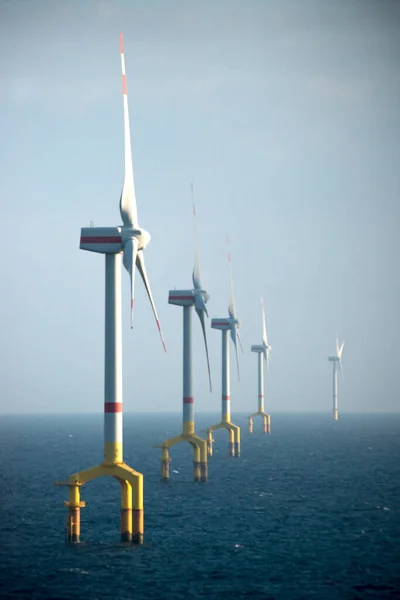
105;402;123;413
183;397;194;404
222;395;230;400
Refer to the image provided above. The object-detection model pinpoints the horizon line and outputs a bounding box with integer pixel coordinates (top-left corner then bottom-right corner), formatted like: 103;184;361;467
1;410;399;417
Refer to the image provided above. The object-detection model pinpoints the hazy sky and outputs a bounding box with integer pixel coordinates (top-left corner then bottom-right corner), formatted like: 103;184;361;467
1;0;399;415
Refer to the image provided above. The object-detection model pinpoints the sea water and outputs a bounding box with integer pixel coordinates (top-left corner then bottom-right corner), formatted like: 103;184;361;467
0;413;399;599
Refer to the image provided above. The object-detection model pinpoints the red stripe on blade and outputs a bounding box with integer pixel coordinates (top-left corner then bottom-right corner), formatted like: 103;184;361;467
105;402;122;413
120;33;124;54
156;320;168;353
122;74;127;95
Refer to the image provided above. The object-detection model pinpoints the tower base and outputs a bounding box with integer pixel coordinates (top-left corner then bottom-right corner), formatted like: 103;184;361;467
333;409;339;421
155;432;208;482
248;411;271;434
55;461;144;545
207;422;241;457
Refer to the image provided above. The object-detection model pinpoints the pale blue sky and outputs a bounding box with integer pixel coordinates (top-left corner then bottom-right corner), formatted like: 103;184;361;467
0;0;399;414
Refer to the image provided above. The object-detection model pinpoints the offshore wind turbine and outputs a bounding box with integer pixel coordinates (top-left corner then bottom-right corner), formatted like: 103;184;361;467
328;337;345;420
248;298;271;433
156;187;212;482
207;240;242;458
55;34;166;545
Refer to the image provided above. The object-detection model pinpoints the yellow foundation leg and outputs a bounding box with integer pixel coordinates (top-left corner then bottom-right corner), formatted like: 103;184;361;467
67;507;80;543
266;413;271;433
207;429;213;457
193;462;200;481
65;484;85;544
193;444;201;481
160;445;170;480
249;417;253;433
132;474;144;545
333;410;338;421
199;461;208;482
199;440;208;482
120;479;132;543
229;428;235;457
263;416;267;433
234;427;241;457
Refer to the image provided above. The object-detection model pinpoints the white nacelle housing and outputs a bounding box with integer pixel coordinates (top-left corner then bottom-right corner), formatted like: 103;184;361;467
251;344;264;353
168;289;195;307
80;227;122;254
211;318;231;331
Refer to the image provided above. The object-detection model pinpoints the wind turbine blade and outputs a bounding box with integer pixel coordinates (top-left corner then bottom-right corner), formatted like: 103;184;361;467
231;327;240;382
230;323;236;346
237;330;244;354
195;308;212;392
339;359;344;378
194;290;208;317
267;350;270;373
119;33;138;228
336;336;345;360
191;183;202;290
261;297;268;346
136;250;167;352
226;236;237;319
122;238;139;328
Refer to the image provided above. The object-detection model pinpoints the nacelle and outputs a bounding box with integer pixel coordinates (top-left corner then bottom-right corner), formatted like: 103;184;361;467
251;344;264;353
168;289;195;307
211;318;231;331
80;227;122;254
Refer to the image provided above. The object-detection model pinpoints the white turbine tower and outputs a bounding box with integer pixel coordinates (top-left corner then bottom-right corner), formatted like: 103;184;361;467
249;297;272;433
56;33;166;546
328;337;345;420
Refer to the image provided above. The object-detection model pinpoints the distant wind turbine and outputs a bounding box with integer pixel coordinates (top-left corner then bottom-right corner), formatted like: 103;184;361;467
155;184;211;482
206;238;242;458
328;337;345;420
249;297;271;434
